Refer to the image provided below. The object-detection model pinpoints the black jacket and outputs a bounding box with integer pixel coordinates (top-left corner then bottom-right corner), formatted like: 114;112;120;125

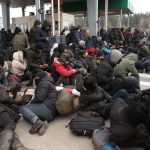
35;20;52;52
96;58;113;86
80;86;112;112
32;76;57;116
110;100;148;148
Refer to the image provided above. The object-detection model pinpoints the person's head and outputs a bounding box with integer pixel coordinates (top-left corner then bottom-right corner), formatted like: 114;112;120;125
79;40;85;48
59;53;70;65
58;43;66;54
35;71;47;85
128;47;138;54
14;27;21;35
124;102;148;127
42;20;51;31
33;19;41;29
84;76;98;90
36;43;43;53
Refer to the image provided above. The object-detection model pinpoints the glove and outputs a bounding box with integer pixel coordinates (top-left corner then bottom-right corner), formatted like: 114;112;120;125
56;86;64;91
72;89;80;96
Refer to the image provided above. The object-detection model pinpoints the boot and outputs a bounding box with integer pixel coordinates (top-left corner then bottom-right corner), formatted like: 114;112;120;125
0;129;14;150
29;120;43;134
11;135;31;150
38;121;49;136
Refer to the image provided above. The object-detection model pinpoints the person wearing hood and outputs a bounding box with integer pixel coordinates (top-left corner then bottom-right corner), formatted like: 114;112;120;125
95;53;122;95
114;48;140;92
27;43;47;77
20;71;57;136
35;20;52;64
51;53;76;85
110;99;150;149
12;28;29;52
12;50;33;86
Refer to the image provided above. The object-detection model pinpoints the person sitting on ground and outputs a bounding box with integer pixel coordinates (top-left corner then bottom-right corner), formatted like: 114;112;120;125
110;99;150;149
0;103;30;150
12;50;33;86
96;49;123;95
113;48;140;93
51;53;76;86
27;43;48;77
80;76;129;119
20;71;58;135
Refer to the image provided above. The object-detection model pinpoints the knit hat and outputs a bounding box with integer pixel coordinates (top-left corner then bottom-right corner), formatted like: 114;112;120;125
110;49;123;64
34;19;41;26
79;40;85;48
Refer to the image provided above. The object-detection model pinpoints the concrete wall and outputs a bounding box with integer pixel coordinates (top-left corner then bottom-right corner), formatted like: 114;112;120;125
11;13;74;34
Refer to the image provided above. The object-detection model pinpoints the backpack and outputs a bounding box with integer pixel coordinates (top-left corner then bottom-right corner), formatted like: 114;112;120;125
68;116;105;136
56;89;74;115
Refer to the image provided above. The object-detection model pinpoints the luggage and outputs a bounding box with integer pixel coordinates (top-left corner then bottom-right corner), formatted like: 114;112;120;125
68;116;105;136
92;127;111;150
56;89;74;115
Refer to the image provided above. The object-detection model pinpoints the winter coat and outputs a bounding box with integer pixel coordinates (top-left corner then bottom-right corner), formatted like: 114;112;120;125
96;58;113;86
35;20;52;52
52;59;75;82
114;53;139;79
66;31;78;45
80;86;112;112
27;44;45;70
110;99;148;148
12;32;29;51
32;76;57;116
12;51;26;76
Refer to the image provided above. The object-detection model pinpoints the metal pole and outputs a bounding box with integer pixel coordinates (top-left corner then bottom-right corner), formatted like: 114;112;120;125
127;13;130;27
51;0;55;36
120;9;123;28
58;0;60;36
105;0;108;30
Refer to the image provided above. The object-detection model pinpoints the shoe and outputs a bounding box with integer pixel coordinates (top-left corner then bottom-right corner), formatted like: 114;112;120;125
29;120;43;134
38;121;49;136
11;135;32;150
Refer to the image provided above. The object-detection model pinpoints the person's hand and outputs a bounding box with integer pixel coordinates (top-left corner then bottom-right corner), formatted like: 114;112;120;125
8;92;14;98
44;64;48;68
73;69;76;73
40;65;45;68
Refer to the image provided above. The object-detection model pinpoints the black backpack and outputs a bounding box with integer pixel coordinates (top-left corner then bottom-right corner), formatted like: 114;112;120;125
68;116;105;136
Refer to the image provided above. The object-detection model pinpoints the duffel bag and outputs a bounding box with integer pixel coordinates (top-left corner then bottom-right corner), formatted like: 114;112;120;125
56;89;74;115
68;116;105;136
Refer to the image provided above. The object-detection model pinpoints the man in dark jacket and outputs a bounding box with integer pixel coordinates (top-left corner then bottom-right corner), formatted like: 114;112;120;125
80;76;129;119
96;56;122;95
20;71;57;135
27;43;48;77
35;20;52;64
